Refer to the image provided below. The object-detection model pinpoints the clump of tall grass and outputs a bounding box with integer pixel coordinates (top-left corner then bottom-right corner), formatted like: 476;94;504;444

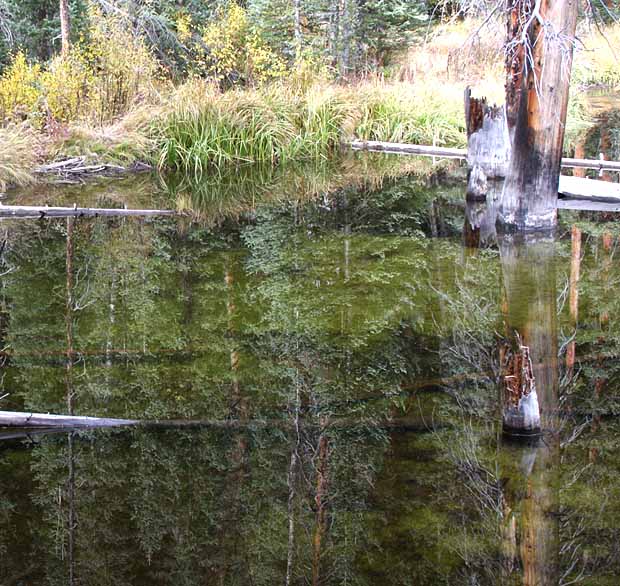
0;125;38;190
154;79;468;176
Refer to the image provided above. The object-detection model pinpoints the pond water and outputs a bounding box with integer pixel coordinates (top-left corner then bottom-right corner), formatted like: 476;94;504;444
1;157;620;585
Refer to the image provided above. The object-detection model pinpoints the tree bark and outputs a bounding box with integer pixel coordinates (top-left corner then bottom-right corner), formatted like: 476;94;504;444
499;0;579;230
59;0;71;57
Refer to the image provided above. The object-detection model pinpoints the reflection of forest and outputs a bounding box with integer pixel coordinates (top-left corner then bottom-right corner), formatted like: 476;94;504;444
0;176;620;584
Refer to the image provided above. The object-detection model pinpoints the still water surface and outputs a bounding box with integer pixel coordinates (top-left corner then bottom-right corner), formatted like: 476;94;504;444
0;160;619;584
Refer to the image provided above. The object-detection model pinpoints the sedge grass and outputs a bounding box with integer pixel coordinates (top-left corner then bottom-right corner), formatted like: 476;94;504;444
0;125;38;190
153;80;468;177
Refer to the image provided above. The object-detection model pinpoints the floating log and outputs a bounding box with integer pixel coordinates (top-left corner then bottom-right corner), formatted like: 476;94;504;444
0;204;176;219
349;140;620;172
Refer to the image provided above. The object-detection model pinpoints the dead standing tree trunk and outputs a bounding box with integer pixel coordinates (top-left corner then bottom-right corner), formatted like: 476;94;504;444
498;0;579;230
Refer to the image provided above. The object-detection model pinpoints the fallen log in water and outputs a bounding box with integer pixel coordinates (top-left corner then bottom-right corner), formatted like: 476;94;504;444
0;410;138;428
350;140;620;172
0;410;443;433
350;140;466;158
0;204;176;219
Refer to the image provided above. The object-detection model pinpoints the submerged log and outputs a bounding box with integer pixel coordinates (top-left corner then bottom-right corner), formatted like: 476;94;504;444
558;176;620;202
34;157;152;178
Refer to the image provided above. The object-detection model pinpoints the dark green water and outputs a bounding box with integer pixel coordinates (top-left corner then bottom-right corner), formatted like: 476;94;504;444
1;160;620;585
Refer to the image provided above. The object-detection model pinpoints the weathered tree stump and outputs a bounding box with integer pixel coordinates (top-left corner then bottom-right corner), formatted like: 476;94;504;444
464;87;510;202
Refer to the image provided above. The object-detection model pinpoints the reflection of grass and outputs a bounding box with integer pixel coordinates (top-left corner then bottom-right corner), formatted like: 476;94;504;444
163;153;458;224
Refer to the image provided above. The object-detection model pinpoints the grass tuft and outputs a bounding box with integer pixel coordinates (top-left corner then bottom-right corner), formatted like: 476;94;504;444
0;125;38;191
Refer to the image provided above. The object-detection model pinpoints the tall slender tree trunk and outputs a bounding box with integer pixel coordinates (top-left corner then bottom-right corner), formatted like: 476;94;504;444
59;0;71;56
329;0;340;70
340;0;353;77
499;0;579;230
293;0;302;55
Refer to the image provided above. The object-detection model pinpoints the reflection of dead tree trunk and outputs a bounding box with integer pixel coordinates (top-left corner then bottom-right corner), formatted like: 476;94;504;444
312;430;329;586
66;432;76;586
520;440;560;586
500;235;558;435
105;269;117;370
499;233;560;584
499;0;579;230
566;225;581;377
502;335;541;435
600;232;613;329
285;373;301;586
66;218;75;414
